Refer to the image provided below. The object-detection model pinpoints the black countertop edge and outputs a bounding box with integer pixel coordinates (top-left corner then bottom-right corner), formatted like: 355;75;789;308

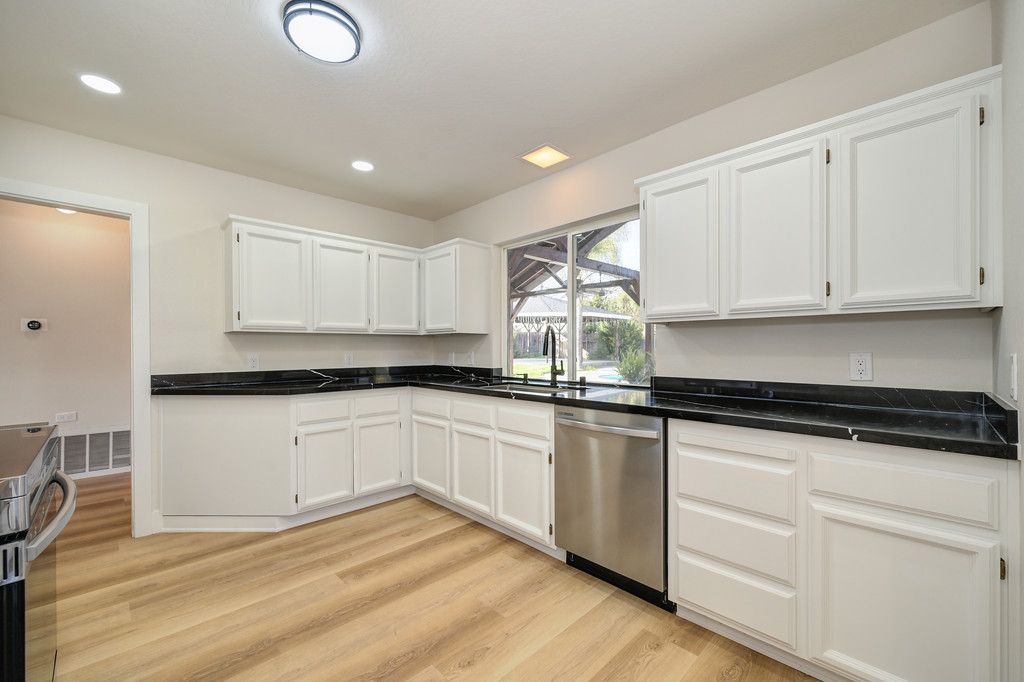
150;369;1019;460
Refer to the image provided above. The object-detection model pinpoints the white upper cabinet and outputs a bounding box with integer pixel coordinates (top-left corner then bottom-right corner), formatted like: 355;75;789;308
836;92;981;309
371;247;420;334
227;217;490;335
725;138;827;314
312;238;370;332
636;67;1002;323
641;169;719;321
421;241;491;334
234;222;311;331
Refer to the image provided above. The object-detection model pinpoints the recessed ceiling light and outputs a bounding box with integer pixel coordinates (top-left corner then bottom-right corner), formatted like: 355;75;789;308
283;1;361;64
56;208;77;215
521;145;571;169
351;160;374;172
79;74;122;95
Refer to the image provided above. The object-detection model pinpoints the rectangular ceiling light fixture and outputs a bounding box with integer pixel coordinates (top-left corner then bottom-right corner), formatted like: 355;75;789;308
521;144;571;169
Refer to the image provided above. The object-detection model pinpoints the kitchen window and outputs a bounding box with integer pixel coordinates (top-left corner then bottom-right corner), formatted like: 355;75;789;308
505;212;653;385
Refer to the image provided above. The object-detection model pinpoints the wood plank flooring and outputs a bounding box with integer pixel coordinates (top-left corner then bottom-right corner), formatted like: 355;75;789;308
54;473;813;681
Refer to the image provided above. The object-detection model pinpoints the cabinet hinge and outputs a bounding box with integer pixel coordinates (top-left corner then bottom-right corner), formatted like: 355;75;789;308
548;524;553;536
1000;558;1006;580
548;452;552;464
825;148;831;164
236;233;240;243
979;266;986;286
825;281;831;297
641;199;645;210
294;435;298;446
237;311;241;321
980;106;985;126
295;493;298;504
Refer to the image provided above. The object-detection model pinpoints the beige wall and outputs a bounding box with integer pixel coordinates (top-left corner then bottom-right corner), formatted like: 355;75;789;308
0;115;437;374
434;4;999;390
992;0;1024;408
0;199;130;429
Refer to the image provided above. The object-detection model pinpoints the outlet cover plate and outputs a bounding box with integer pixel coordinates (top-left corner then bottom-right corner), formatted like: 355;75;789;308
849;352;873;381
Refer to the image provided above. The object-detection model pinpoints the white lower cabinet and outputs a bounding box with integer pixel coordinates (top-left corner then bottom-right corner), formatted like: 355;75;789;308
451;424;494;516
354;414;403;495
494;433;551;544
412;414;450;498
411;389;554;547
296;421;354;511
668;419;1016;682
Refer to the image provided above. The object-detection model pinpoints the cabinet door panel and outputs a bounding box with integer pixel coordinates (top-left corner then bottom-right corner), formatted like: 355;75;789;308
838;94;980;308
809;503;999;682
313;239;369;332
452;425;494;517
354;416;403;494
494;434;550;544
726;138;826;313
642;169;719;320
297;422;353;510
373;248;420;333
422;247;457;332
238;225;309;330
412;415;450;498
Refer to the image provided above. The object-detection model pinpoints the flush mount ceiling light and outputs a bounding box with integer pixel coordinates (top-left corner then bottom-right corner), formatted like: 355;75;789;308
56;208;77;215
283;1;361;64
351;160;374;172
79;73;122;95
521;145;571;169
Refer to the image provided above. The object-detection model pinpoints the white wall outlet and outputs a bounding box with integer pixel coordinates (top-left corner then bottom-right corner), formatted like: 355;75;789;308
448;351;455;364
55;411;77;424
343;352;354;368
467;351;475;367
849;352;873;381
1010;353;1019;402
245;353;260;371
21;318;48;332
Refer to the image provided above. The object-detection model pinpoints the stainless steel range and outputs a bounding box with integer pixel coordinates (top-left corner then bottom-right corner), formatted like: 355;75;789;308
553;407;669;609
1;425;77;682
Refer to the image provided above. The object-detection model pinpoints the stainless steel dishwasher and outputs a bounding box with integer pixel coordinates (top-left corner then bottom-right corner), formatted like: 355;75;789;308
554;406;669;609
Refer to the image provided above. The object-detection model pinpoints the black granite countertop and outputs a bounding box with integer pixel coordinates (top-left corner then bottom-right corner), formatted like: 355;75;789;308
151;366;1019;460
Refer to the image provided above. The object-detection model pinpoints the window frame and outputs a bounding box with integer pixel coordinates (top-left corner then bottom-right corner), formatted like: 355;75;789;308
501;207;643;383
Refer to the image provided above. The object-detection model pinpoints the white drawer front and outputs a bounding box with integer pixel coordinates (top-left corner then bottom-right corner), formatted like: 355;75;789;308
412;392;451;419
453;400;495;428
676;430;797;461
497;405;550;440
675;551;797;649
676;500;796;585
809;452;1000;529
295;398;351;425
676;449;795;522
354;392;402;417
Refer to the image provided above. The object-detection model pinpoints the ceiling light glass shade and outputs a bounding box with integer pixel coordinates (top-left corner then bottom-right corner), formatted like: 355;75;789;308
521;145;571;169
283;1;361;63
79;74;122;94
56;208;77;215
351;160;374;172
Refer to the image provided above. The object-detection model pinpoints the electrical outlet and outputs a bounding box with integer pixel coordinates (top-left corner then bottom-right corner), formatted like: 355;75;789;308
1011;354;1019;402
343;352;354;368
849;352;873;381
245;353;260;371
448;351;455;364
55;411;77;424
467;351;475;367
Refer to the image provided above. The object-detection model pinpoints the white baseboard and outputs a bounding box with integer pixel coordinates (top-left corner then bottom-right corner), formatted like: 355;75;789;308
70;466;131;480
414;489;566;561
160;486;416;532
675;605;845;682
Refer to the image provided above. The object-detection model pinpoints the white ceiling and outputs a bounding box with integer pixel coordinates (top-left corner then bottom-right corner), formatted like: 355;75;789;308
0;0;981;220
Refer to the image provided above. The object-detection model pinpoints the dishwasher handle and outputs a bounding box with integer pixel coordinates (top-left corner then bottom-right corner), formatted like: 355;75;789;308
555;417;660;440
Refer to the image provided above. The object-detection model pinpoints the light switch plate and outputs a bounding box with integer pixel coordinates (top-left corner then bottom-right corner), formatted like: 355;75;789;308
849;352;873;381
1011;354;1019;402
55;411;77;424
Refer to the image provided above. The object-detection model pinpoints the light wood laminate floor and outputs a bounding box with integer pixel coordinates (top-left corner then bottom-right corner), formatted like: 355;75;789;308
54;473;813;681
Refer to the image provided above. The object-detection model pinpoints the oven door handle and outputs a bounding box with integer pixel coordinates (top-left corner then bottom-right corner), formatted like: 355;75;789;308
555;417;660;439
26;470;77;562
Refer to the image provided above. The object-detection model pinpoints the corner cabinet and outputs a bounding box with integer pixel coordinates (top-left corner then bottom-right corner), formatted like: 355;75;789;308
667;419;1017;682
638;66;1002;323
226;216;490;336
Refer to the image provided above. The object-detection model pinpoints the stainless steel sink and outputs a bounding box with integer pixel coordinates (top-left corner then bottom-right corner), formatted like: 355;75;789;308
472;382;581;396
